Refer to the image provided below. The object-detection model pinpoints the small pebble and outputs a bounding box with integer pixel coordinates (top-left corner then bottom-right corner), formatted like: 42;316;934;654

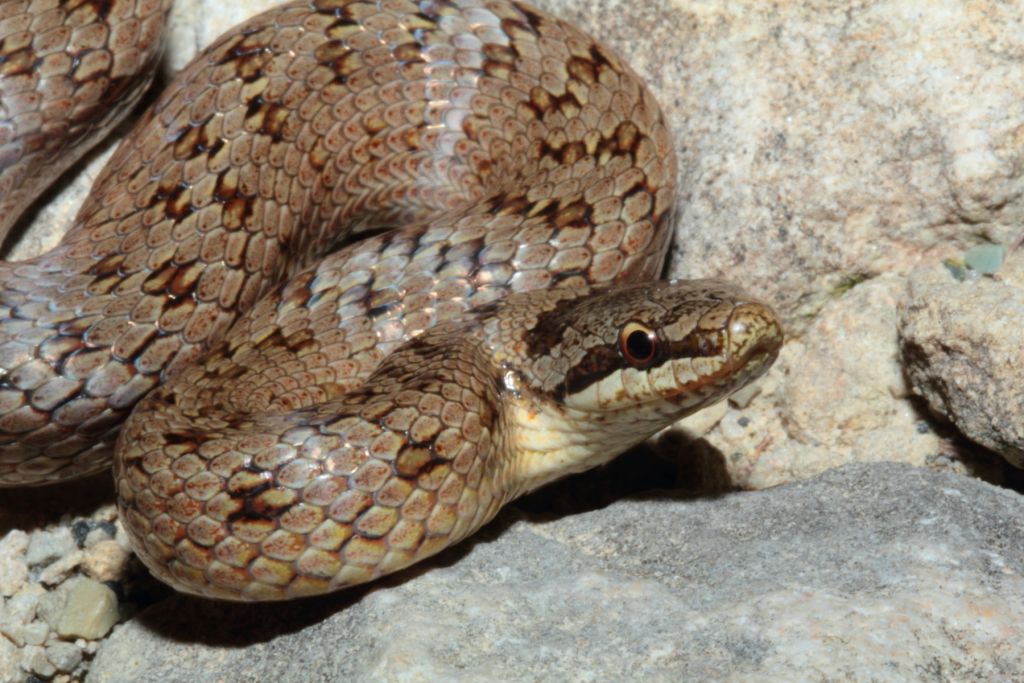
83;540;131;582
963;243;1005;274
39;550;85;586
71;521;92;548
45;641;83;673
23;645;55;678
25;529;75;568
0;531;29;597
22;622;49;647
56;578;120;640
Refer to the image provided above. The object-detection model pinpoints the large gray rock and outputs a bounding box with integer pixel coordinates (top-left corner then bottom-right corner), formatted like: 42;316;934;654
89;463;1024;682
901;261;1024;467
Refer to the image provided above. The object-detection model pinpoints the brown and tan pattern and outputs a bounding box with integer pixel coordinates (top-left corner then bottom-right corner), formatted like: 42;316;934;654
0;0;783;600
0;0;171;239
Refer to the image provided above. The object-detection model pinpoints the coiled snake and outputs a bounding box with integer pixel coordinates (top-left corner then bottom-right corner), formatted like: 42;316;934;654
0;0;782;600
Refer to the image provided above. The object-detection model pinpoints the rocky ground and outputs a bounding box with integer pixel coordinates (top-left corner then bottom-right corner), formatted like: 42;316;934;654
3;0;1024;681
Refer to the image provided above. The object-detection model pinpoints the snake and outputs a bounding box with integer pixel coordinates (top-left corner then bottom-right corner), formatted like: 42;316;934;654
0;0;783;601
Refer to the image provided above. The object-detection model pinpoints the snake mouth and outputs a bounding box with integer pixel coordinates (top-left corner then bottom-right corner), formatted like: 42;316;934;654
658;300;783;410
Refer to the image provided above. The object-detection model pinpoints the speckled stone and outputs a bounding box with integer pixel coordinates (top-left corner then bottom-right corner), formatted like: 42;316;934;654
55;578;120;640
706;274;999;489
88;464;1024;682
0;531;28;597
900;260;1024;467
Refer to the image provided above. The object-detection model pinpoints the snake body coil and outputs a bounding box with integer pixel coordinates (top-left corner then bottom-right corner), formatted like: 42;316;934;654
0;0;782;600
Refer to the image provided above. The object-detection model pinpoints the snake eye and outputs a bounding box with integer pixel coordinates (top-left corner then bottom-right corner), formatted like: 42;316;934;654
619;322;658;367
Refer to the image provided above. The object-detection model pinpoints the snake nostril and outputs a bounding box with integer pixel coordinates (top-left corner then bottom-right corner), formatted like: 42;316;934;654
725;303;784;362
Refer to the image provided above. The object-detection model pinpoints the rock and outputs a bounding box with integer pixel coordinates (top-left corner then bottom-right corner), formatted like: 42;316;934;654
89;464;1024;682
20;621;48;647
706;274;992;489
83;541;132;583
0;636;17;683
38;550;85;586
901;261;1024;466
54;578;120;641
25;529;75;568
0;581;44;647
22;644;55;678
45;641;83;673
0;531;28;597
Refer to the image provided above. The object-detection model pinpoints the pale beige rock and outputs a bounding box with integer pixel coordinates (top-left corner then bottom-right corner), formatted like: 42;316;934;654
21;621;48;647
46;641;83;673
83;541;132;583
689;275;985;489
38;551;85;586
0;637;18;683
0;531;28;597
22;644;55;678
55;578;120;641
25;529;75;568
900;261;1024;466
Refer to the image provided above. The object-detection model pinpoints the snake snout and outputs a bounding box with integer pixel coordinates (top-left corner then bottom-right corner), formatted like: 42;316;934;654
723;301;784;376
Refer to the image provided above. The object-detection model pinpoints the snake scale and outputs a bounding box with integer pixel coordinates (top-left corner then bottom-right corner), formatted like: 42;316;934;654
0;0;782;601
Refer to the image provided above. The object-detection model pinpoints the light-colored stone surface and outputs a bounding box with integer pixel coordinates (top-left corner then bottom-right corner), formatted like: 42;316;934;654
900;259;1024;466
700;274;995;490
55;578;120;641
25;529;74;569
0;531;28;597
88;464;1024;682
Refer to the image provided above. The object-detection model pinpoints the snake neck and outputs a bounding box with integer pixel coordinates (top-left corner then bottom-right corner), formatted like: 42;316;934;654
493;370;661;500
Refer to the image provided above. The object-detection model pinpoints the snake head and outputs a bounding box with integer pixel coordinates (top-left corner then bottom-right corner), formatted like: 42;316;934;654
488;280;783;493
555;279;782;415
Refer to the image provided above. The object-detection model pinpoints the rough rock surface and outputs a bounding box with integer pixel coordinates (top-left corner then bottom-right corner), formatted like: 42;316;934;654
900;259;1024;467
693;274;999;490
0;478;142;683
88;464;1024;682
